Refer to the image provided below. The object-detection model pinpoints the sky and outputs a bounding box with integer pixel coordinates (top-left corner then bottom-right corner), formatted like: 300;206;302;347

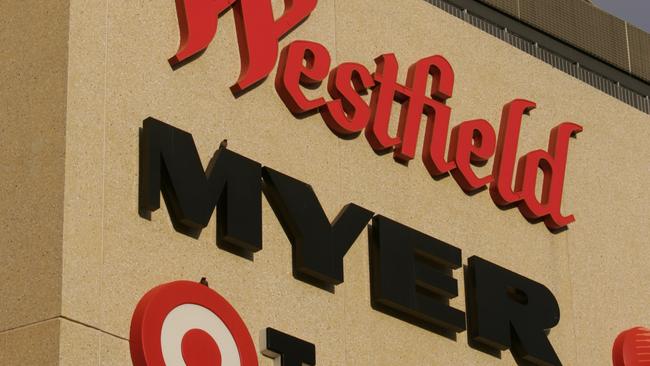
591;0;650;33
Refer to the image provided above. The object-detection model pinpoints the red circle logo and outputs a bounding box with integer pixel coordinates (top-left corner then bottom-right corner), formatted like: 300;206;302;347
130;281;259;366
613;327;650;366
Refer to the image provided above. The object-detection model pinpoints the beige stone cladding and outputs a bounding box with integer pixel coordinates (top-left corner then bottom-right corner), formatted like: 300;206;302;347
0;1;68;364
2;0;649;365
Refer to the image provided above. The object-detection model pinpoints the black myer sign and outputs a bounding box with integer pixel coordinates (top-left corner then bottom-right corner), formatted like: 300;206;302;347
139;117;563;366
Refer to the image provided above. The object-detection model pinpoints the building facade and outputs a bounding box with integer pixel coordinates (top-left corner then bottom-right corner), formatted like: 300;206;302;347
2;0;649;365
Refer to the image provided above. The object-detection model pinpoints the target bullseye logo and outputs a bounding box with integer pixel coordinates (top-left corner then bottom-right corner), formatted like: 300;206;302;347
613;327;650;366
130;281;258;366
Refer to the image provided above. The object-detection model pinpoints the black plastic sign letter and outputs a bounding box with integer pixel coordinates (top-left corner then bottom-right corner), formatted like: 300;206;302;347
140;117;262;253
466;256;562;366
263;167;373;286
369;215;466;333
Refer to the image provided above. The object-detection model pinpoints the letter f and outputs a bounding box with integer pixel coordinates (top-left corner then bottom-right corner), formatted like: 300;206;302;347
170;0;318;94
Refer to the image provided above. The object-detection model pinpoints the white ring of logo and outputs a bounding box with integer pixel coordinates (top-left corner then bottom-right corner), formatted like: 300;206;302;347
160;304;242;365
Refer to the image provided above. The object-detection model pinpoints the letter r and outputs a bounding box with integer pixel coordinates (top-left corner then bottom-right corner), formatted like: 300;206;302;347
170;0;318;94
466;256;562;365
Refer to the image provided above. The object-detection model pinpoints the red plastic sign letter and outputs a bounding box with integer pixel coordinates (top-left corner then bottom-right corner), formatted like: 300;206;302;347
321;63;375;135
170;0;318;94
449;119;496;192
515;122;582;229
489;99;536;206
275;40;331;114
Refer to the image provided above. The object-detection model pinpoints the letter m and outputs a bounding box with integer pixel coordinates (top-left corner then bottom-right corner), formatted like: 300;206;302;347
140;117;262;253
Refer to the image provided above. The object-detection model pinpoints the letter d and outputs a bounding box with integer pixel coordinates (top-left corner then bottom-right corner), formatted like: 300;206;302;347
515;122;583;230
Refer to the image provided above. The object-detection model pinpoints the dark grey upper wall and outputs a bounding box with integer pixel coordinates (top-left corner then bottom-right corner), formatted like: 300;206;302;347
477;0;650;83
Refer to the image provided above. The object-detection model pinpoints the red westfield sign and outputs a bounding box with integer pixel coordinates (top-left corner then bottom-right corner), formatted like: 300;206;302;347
170;0;582;231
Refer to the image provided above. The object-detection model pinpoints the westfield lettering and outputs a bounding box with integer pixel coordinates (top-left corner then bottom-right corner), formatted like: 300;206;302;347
170;0;582;231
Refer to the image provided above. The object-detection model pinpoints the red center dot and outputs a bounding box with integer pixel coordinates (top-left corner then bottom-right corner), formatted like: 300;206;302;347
181;329;222;366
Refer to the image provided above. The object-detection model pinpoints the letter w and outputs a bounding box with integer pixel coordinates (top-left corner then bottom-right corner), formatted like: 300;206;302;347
170;0;318;94
140;117;262;253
